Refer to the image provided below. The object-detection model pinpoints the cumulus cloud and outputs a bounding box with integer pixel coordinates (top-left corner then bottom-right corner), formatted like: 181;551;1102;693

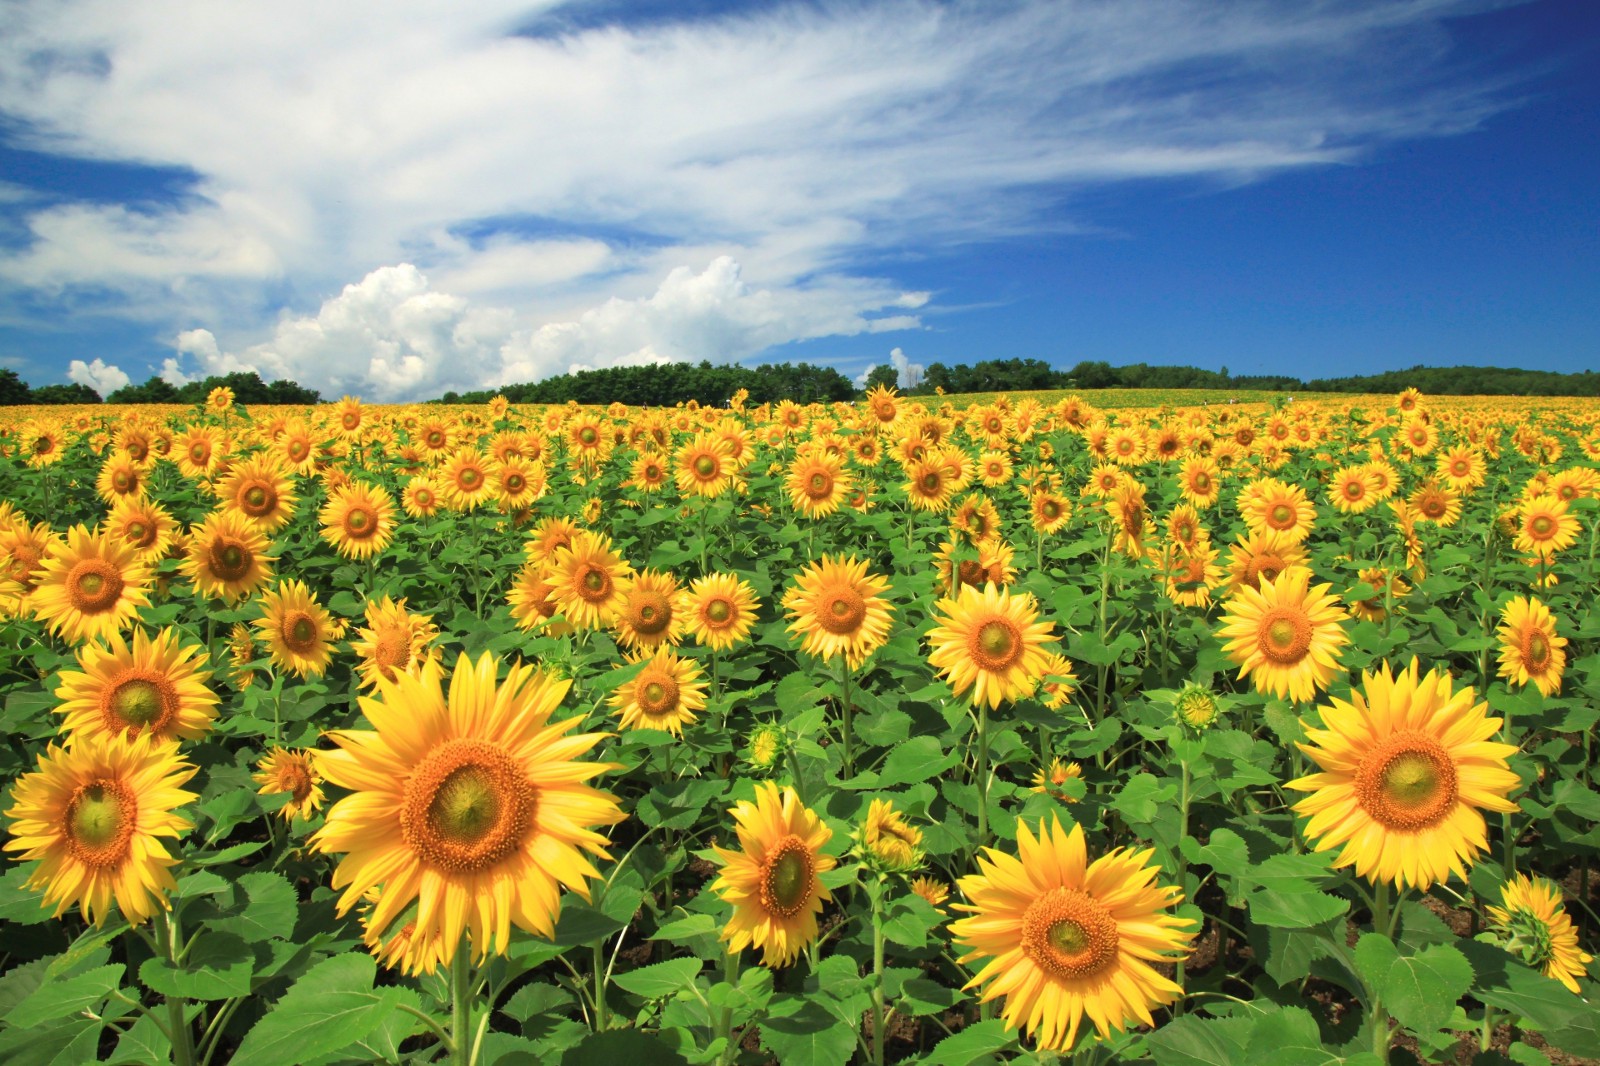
0;0;1529;390
67;357;130;395
856;346;926;390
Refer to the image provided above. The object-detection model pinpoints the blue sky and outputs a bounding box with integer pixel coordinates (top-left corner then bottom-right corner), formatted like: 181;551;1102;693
1;0;1595;401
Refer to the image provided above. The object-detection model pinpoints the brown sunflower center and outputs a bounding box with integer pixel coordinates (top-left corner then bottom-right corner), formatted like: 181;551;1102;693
820;586;866;635
401;739;535;874
1042;501;1061;519
374;628;412;670
578;565;612;601
1344;480;1365;499
65;779;137;868
1021;887;1120;981
67;559;125;613
241;484;272;514
1530;516;1553;537
1523;631;1551;672
758;836;815;919
505;473;526;493
920;472;942;492
458;468;482;490
209;540;250;581
1268;503;1295;528
1420;495;1446;518
639;674;680;717
705;598;733;625
106;675;177;734
344;507;374;536
125;521;154;548
970;618;1021;671
807;472;832;497
276;760;313;803
579;427;598;445
288;439;309;461
426;430;445;448
283;612;320;652
1355;733;1457;830
694;455;717;478
630;592;671;635
1193;473;1212;492
113;470;137;492
1258;608;1313;665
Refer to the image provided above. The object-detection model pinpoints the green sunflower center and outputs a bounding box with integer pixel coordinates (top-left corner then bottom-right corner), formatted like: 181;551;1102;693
402;740;535;874
705;598;733;624
65;779;137;867
111;678;169;729
694;455;717;477
760;837;814;918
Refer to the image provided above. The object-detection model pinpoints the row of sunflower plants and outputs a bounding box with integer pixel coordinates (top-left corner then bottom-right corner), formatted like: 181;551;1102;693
0;384;1595;1065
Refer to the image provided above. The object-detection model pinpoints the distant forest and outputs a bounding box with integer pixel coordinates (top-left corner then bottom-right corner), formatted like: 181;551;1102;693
3;359;1597;408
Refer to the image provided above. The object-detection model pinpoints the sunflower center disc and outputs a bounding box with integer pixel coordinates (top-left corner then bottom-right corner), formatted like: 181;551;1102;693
69;561;124;612
1269;504;1294;527
1194;474;1211;491
285;614;319;652
1345;481;1364;499
1043;502;1060;519
1021;888;1120;980
821;588;866;635
1259;610;1313;665
921;473;941;492
808;473;830;496
974;619;1019;669
403;740;534;874
374;630;412;669
632;595;669;634
1356;732;1458;831
640;676;679;717
127;521;151;545
460;469;480;489
347;508;370;533
1526;633;1550;670
66;780;136;867
111;677;171;729
1531;516;1553;536
211;542;249;580
580;428;598;445
706;599;733;624
114;472;135;492
580;567;610;599
760;837;813;918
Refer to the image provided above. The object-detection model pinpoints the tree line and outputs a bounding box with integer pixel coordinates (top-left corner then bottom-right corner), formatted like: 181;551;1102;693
0;370;322;406
438;361;857;407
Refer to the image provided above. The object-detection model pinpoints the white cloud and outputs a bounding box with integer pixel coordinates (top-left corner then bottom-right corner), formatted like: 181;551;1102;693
0;0;1526;389
857;346;925;390
67;357;130;395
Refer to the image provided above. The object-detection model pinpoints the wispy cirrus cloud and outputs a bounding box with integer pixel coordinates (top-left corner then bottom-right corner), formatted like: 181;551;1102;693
0;0;1527;398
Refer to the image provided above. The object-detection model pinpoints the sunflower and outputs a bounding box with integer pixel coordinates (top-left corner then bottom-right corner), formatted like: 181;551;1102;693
977;450;1013;488
182;510;276;602
1240;477;1315;544
1349;566;1411;625
1436;445;1486;492
610;569;684;652
254;579;336;678
254;748;325;822
320;481;396;560
1486;873;1594;994
1496;595;1567;697
103;495;176;562
506;563;568;635
1162;544;1223;609
546;531;634;631
910;877;950;908
1286;659;1520;890
333;395;365;438
1107;479;1150;560
1029;490;1073;536
24;424;64;467
903;455;957;513
858;798;922;872
608;648;707;735
951;817;1195;1052
174;425;225;481
710;782;836;967
783;554;895;669
55;627;218;743
1408;481;1462;526
349;596;442;690
937;537;1018;594
785;451;852;519
927;582;1057;709
1513;495;1580;560
441;448;495;511
524;516;581;567
401;475;445;519
1328;465;1381;515
312;653;625;969
3;733;197;926
1216;566;1349;703
679;572;761;651
95;454;146;504
218;455;299;533
1031;758;1083;802
490;458;545;512
1224;530;1305;592
1173;682;1221;731
675;433;736;498
31;526;152;645
414;416;455;460
1176;456;1221;509
628;450;671;494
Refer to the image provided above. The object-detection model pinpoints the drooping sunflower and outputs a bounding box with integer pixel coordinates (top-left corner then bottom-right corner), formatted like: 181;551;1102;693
55;627;218;743
217;455;299;533
1216;566;1349;703
951;817;1195;1052
547;531;634;631
1496;595;1567;697
710;781;836;967
858;798;922;872
679;572;761;651
610;569;684;652
927;582;1057;709
349;596;442;690
608;648;708;735
785;451;852;519
254;747;326;822
783;554;894;669
32;526;152;645
312;653;625;968
1286;659;1520;890
183;510;276;602
4;732;197;926
1486;873;1594;994
253;579;336;678
320;481;396;560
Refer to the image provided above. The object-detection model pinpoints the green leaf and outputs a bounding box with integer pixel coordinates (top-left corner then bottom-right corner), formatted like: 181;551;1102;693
924;1019;1018;1065
1246;1006;1339;1066
560;1029;689;1065
0;864;52;925
214;870;299;943
230;953;403;1066
1248;888;1348;928
611;958;703;999
878;736;961;787
881;894;945;950
650;914;719;941
8;963;123;1029
1356;936;1473;1034
1144;1014;1253;1066
1457;939;1587;1032
112;1013;172;1065
1109;772;1176;826
1543;1012;1600;1060
896;977;963;1017
761;999;856;1066
139;932;253;1001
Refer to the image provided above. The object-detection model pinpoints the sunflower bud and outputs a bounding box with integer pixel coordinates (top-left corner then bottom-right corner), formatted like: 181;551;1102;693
1173;682;1221;732
856;798;923;874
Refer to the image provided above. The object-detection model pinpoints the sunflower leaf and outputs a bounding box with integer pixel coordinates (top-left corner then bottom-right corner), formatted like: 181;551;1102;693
6;963;123;1029
611;957;703;999
230;952;402;1066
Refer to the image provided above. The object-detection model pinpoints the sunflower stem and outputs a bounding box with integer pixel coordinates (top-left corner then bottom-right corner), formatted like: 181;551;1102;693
1173;757;1192;1017
1369;881;1393;1058
590;938;609;1033
451;940;475;1064
837;659;856;779
869;875;888;1066
157;909;197;1066
715;949;742;1065
976;700;990;846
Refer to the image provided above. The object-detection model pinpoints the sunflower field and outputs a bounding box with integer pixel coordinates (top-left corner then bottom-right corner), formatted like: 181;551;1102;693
0;385;1596;1066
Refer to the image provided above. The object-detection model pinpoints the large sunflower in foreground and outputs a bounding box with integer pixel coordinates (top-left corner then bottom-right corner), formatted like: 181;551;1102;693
926;582;1056;709
55;627;218;743
951;817;1195;1052
32;526;152;645
313;653;625;969
710;781;835;966
1216;566;1349;703
783;554;894;669
1486;873;1593;994
1286;659;1520;890
1496;595;1566;697
4;733;197;926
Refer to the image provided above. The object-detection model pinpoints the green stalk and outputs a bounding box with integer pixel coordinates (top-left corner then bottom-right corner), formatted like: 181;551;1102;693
1173;757;1192;1016
870;878;888;1066
976;701;991;846
716;949;742;1065
1094;520;1114;731
837;659;856;779
451;942;474;1065
590;938;609;1033
157;910;197;1066
1369;882;1392;1058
